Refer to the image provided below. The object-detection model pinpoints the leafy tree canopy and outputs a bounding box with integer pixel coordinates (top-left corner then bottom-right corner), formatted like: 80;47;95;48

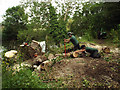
2;5;28;43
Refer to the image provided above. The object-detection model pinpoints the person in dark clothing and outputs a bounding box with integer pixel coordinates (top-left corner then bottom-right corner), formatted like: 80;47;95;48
75;45;101;58
64;32;81;52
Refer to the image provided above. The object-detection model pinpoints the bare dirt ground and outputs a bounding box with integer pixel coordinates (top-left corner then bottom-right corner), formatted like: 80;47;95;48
38;54;120;88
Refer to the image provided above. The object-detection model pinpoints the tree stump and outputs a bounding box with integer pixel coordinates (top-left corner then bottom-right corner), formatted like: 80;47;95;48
30;40;42;55
19;40;42;59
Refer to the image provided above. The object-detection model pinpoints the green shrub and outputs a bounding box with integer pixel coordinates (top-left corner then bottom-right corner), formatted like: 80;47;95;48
82;32;93;41
109;29;119;43
17;29;47;43
2;67;51;88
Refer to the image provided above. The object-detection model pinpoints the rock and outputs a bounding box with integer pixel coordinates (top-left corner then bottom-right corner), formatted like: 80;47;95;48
21;63;31;67
5;50;17;58
20;45;25;47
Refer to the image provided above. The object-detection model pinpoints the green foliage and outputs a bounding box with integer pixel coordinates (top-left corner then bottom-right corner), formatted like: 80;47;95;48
70;2;104;38
83;32;93;41
17;28;47;43
48;3;67;45
51;56;63;65
2;49;51;88
109;24;120;43
71;2;120;40
82;78;90;87
66;18;73;31
2;1;120;49
2;5;28;42
21;1;49;29
109;29;119;43
2;50;24;69
2;67;50;88
102;2;120;30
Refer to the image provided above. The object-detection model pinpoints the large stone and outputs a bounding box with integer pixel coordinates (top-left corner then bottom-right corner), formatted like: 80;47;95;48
5;50;17;58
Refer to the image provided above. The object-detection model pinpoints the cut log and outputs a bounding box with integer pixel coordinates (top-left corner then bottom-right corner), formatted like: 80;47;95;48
66;53;71;57
73;52;79;58
63;52;82;58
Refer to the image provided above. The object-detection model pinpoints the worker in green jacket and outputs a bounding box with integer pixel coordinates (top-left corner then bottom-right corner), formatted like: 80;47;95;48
64;32;81;52
75;45;101;58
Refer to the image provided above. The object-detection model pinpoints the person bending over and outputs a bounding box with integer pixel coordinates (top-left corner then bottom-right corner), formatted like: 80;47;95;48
75;45;101;58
